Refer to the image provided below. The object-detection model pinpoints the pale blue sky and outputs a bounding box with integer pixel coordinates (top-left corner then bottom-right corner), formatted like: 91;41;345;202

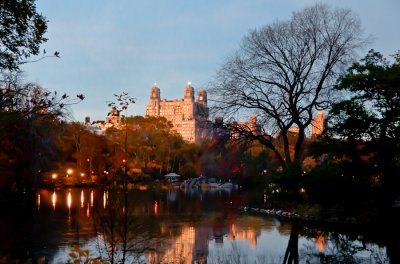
21;0;400;122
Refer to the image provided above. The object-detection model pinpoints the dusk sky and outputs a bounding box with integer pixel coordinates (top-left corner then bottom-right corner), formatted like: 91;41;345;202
21;0;400;122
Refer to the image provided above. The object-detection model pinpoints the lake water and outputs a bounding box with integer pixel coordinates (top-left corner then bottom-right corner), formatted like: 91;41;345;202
0;187;397;263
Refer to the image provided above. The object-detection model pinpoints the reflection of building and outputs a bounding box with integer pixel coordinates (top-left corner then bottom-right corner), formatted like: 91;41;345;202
146;82;209;143
312;111;325;136
148;226;195;264
194;226;210;263
227;223;260;248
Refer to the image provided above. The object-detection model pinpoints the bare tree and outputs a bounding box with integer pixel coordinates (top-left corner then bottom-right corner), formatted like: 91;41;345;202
210;3;366;169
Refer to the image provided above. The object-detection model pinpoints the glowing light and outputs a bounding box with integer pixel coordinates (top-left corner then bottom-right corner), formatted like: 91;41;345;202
103;191;107;208
86;204;90;217
80;173;85;177
300;188;306;193
81;190;84;208
37;194;40;209
90;190;94;207
67;168;73;175
52;173;57;179
52;192;56;209
67;191;72;209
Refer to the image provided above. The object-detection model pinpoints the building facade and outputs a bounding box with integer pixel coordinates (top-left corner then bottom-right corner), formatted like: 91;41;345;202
145;82;209;143
312;111;325;136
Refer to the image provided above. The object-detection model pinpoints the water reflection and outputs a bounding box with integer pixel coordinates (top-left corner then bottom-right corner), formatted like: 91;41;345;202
90;190;94;207
103;190;107;208
36;193;40;209
67;191;71;209
52;192;56;209
80;190;84;208
0;188;394;263
154;201;158;215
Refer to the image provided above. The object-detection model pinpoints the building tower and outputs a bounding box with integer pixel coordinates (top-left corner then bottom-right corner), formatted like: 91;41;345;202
146;83;160;116
183;82;194;119
84;116;90;125
312;111;325;136
196;89;208;118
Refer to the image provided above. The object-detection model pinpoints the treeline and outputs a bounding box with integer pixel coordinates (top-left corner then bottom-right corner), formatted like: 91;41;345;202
0;108;274;191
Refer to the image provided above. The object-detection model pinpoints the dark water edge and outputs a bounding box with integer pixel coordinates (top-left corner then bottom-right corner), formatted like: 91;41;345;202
0;187;398;263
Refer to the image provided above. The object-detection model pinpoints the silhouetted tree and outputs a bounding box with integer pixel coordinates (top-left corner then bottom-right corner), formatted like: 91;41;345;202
210;3;366;171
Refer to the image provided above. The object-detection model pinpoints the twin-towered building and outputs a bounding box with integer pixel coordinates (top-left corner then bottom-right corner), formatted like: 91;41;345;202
146;82;209;143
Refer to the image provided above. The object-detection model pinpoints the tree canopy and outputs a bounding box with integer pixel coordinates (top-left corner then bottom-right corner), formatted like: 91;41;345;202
317;50;400;202
0;0;47;71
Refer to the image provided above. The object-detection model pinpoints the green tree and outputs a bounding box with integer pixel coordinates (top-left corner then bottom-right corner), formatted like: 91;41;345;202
0;0;47;71
326;50;400;201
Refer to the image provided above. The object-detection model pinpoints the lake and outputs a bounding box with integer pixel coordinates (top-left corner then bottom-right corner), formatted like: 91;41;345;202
0;187;397;263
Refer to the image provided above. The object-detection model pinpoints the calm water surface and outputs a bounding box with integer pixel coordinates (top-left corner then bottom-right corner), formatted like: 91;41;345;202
0;187;396;263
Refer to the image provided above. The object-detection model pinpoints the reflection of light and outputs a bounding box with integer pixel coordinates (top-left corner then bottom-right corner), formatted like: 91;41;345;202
90;190;94;207
52;192;56;209
37;194;40;209
80;173;85;177
300;188;306;193
154;201;158;215
86;204;90;217
81;190;84;208
103;191;107;208
67;191;72;209
315;233;326;253
52;173;57;179
231;223;236;239
263;194;267;203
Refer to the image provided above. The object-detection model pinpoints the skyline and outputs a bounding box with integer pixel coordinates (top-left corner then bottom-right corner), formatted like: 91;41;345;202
20;0;400;122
